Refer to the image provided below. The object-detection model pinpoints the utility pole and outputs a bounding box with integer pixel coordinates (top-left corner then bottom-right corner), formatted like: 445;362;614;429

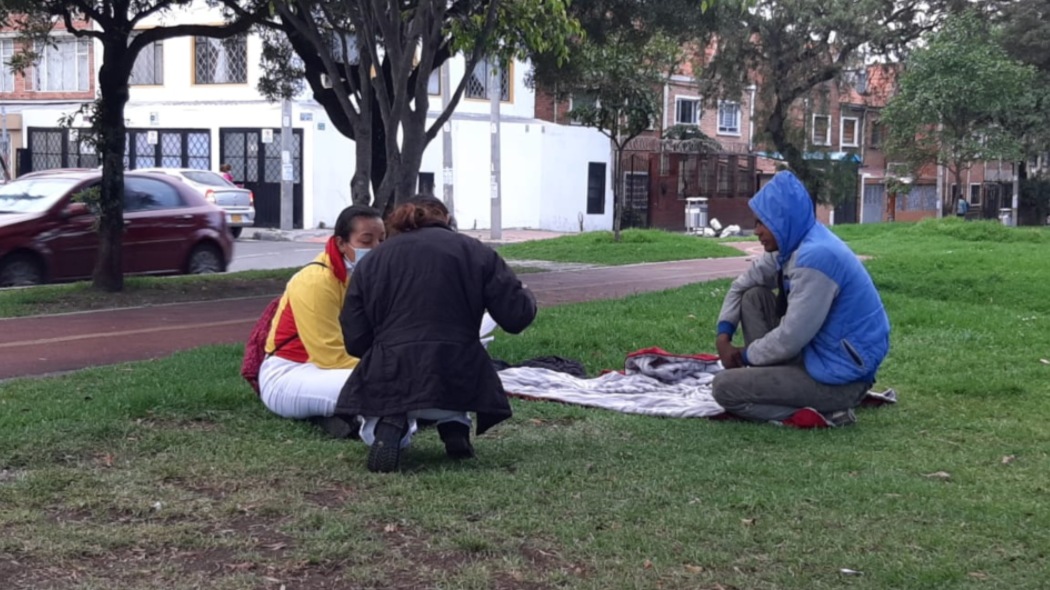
280;98;294;230
440;61;454;216
935;161;944;218
1;105;9;181
1011;162;1020;227
489;60;502;240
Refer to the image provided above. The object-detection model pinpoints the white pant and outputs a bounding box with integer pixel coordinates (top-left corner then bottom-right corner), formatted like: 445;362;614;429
360;410;472;449
259;355;350;419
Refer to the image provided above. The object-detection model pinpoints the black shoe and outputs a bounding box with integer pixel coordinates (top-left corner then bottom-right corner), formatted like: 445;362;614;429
307;414;360;439
437;422;475;460
367;416;407;473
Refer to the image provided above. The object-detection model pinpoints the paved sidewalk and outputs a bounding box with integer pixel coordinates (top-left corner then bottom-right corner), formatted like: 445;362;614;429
0;254;754;381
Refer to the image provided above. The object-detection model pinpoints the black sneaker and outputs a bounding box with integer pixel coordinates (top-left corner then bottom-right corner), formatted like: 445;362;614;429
437;422;475;460
307;414;360;439
367;416;407;473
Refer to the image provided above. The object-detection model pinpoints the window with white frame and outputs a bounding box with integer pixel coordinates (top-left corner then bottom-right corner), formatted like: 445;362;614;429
30;37;90;92
0;39;14;92
465;57;510;101
129;36;164;86
811;114;831;145
717;101;740;135
840;116;859;147
194;35;247;84
675;97;700;125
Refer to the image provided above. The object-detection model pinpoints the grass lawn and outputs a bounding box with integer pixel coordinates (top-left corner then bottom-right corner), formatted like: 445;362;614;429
0;269;296;318
498;228;744;265
2;218;1049;589
0;264;543;319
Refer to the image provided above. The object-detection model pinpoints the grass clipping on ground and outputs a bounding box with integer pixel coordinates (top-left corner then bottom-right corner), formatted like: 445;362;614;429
2;218;1049;589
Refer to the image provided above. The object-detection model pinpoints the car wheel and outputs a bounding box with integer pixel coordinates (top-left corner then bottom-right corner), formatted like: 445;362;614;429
230;226;243;239
187;244;224;275
0;254;45;287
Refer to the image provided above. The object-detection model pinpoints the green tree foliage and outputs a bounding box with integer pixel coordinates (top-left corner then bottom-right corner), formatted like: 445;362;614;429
699;0;967;203
260;0;578;212
556;35;682;240
999;0;1050;74
0;0;268;292
880;11;1037;211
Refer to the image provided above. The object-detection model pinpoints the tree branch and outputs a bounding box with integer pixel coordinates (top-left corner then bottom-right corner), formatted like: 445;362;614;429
60;10;104;40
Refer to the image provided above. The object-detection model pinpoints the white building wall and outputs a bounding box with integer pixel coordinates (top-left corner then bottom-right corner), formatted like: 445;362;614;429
539;125;614;232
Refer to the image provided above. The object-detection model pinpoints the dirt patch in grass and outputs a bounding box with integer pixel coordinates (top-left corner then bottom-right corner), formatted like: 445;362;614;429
1;517;580;590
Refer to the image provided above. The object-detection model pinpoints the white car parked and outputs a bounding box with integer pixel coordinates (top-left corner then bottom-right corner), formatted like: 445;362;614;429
137;168;255;238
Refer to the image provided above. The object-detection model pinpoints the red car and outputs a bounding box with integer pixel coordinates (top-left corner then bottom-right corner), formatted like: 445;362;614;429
0;169;234;287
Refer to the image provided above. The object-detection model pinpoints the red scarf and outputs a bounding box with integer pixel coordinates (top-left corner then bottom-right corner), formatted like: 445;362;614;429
325;236;348;284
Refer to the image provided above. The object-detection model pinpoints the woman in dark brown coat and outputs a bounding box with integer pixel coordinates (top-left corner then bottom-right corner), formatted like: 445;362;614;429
338;196;536;472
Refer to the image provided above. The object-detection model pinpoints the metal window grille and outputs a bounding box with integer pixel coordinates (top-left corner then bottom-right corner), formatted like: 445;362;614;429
465;57;509;100
187;133;210;170
31;38;90;92
130;39;164;85
259;131;302;184
160;134;181;168
625;173;648;211
717;160;729;194
678;157;698;196
195;36;247;84
899;185;937;211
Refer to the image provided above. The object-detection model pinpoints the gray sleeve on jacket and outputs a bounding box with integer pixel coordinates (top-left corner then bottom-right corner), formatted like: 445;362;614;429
717;253;779;330
744;267;839;366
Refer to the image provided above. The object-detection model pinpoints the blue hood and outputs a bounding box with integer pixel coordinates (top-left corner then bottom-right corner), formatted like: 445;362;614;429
748;171;815;264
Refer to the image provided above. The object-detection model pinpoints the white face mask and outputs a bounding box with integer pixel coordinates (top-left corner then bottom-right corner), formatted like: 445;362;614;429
344;248;372;272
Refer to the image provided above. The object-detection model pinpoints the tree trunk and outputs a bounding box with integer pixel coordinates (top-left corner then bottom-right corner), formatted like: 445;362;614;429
93;41;132;292
952;164;964;218
395;114;428;204
351;71;374;205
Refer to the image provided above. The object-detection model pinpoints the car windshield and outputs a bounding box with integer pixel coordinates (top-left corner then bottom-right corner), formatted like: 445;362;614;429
0;178;79;214
181;170;235;187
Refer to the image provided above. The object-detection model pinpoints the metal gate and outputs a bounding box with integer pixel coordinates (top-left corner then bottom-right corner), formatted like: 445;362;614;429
24;127;211;174
862;183;885;223
126;129;211;170
219;128;303;229
25;127;99;172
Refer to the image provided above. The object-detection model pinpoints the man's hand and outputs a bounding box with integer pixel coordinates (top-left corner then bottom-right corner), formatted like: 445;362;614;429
716;333;744;369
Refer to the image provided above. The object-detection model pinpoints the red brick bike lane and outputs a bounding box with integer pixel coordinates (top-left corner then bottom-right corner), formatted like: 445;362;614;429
0;255;754;381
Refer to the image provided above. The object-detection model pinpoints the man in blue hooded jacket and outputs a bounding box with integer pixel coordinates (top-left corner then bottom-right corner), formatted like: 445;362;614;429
713;171;890;426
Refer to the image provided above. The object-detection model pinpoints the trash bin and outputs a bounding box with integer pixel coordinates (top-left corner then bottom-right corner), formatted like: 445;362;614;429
685;197;708;232
999;208;1014;227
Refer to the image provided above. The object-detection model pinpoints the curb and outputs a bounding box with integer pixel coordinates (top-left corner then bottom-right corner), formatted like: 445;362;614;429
247;229;291;242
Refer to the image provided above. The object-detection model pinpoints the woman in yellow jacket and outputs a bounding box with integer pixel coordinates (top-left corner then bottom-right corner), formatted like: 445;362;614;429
258;205;385;434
